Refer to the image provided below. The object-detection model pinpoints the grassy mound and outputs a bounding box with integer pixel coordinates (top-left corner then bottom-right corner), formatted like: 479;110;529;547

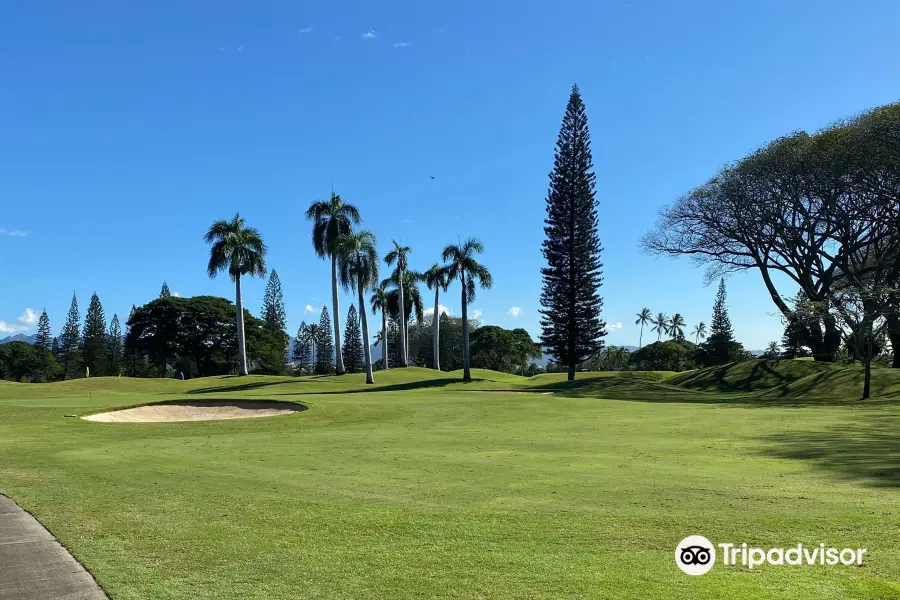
669;358;900;400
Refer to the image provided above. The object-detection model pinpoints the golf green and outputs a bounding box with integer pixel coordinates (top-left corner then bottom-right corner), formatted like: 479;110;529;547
1;366;899;599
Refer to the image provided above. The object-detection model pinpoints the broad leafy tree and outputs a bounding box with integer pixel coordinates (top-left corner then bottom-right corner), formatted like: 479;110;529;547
443;238;493;381
469;326;540;374
204;213;268;376
307;193;361;375
422;264;451;370
539;85;607;380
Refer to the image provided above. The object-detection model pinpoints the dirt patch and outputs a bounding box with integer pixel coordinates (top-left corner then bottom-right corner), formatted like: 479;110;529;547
82;401;303;423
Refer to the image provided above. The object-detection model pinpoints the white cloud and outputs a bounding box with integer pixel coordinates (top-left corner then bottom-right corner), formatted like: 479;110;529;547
172;291;181;298
298;26;314;34
610;321;623;330
362;31;377;40
507;306;521;318
423;305;451;319
304;304;314;313
0;307;39;335
393;42;409;48
402;218;413;223
471;309;483;321
0;228;30;237
18;308;38;326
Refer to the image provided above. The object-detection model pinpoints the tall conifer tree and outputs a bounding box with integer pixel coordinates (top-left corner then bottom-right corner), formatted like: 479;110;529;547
59;293;81;379
261;269;288;333
292;322;312;373
700;278;744;365
35;309;52;351
539;84;606;380
315;307;335;374
107;314;123;376
81;292;108;375
342;305;364;373
159;281;172;298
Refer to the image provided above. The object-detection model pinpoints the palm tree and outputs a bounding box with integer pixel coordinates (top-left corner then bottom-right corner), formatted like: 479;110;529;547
204;213;267;376
381;270;424;363
306;192;361;375
764;340;781;359
669;313;686;340
384;241;412;367
651;312;669;342
306;323;320;366
370;283;390;370
635;308;652;348
422;263;451;370
336;230;379;384
692;322;707;345
442;238;493;381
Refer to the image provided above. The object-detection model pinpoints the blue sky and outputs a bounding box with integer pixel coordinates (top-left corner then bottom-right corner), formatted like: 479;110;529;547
2;0;900;350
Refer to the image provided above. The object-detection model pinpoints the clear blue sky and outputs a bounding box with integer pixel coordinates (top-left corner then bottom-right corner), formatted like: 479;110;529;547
2;0;900;350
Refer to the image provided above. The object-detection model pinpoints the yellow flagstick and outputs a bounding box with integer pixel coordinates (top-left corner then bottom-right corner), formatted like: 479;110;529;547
86;366;92;402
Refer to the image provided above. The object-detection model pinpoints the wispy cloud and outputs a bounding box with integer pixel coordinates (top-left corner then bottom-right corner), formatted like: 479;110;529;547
611;321;623;330
219;47;227;52
393;42;410;48
402;218;413;224
362;31;377;40
471;309;483;321
237;44;245;51
507;306;522;318
0;308;39;335
304;304;314;313
172;291;181;298
0;228;30;237
298;26;314;34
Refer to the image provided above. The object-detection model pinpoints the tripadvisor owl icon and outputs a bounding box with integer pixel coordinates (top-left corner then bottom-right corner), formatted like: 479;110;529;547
675;535;716;575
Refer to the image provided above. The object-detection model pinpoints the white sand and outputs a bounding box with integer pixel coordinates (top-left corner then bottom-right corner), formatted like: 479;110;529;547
82;401;302;423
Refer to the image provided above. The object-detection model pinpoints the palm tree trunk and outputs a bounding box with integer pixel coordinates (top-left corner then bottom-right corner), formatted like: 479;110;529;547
398;268;408;367
381;311;389;370
358;285;375;384
331;254;345;374
639;324;643;348
235;276;248;376
432;287;441;370
461;273;470;381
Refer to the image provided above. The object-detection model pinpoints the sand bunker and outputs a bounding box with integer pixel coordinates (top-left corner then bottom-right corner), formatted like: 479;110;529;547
82;401;302;423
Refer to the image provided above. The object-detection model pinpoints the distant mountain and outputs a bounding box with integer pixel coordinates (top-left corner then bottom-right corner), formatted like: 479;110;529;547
0;333;36;345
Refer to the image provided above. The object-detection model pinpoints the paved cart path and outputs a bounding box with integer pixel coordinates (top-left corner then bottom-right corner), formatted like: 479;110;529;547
0;494;108;600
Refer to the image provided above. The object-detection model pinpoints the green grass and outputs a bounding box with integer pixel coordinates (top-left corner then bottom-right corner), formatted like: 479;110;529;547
2;363;900;599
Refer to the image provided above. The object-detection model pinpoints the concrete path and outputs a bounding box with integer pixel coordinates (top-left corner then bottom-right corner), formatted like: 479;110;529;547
0;494;108;600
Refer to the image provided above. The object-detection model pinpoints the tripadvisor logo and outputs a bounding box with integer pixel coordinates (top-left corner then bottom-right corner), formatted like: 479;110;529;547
675;536;867;575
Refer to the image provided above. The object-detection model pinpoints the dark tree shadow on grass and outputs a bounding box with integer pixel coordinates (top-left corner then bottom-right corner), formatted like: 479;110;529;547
759;413;900;487
292;378;485;395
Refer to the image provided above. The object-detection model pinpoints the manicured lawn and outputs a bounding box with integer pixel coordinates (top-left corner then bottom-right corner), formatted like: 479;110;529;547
1;365;900;599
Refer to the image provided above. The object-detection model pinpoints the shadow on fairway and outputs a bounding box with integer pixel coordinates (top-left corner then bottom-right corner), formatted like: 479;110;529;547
759;414;900;487
298;378;482;395
188;379;326;395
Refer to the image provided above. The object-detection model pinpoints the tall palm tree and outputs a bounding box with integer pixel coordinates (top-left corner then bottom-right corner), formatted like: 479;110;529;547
651;312;669;342
306;192;361;375
306;323;320;366
370;283;390;370
669;313;686;340
635;308;652;348
384;241;412;367
336;230;379;384
204;213;267;376
381;270;424;362
692;322;707;345
442;238;492;381
422;263;450;370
